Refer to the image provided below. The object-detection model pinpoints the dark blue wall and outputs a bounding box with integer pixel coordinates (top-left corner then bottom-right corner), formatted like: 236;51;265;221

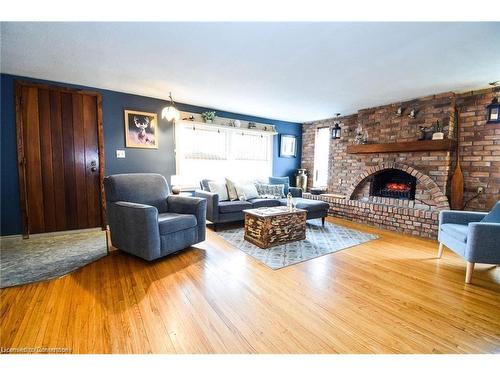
0;73;302;235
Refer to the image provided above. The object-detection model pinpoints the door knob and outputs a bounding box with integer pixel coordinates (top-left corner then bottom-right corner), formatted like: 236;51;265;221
91;167;97;172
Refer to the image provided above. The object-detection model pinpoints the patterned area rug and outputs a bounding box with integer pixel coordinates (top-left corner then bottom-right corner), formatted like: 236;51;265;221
0;230;108;288
217;219;379;269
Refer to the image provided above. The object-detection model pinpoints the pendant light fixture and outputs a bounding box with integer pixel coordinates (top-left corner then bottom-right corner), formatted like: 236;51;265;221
162;92;180;122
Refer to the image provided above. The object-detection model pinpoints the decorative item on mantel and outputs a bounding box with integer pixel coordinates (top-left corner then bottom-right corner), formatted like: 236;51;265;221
201;111;216;123
354;123;364;144
395;106;404;117
432;120;444;140
418;125;433;140
362;129;369;144
408;108;417;119
486;82;500;124
331;113;342;139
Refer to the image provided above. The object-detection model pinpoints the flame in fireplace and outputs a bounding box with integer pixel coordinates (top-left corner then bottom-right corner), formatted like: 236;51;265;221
384;182;411;192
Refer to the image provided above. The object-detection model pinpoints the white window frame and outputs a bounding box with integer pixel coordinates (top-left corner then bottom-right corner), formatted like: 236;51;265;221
175;120;274;189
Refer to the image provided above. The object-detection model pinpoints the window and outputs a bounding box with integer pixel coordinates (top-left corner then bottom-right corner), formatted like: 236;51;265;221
313;127;330;187
176;121;273;189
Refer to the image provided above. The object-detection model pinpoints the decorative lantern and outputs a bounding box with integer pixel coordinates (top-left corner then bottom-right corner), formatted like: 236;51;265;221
486;97;500;124
331;113;342;139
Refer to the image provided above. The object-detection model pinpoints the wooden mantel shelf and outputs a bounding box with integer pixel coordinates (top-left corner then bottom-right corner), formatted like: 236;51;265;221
346;139;456;154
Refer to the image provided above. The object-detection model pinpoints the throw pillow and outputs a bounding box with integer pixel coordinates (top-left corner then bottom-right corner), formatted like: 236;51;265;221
269;176;290;195
234;183;259;201
255;183;285;199
225;178;239;201
208;181;229;201
481;201;500;223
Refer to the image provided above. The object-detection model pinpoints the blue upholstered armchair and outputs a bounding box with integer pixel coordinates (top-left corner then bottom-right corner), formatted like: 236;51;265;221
104;173;207;261
438;201;500;283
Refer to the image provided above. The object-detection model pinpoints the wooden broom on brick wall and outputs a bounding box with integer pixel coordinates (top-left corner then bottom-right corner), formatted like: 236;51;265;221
450;101;464;210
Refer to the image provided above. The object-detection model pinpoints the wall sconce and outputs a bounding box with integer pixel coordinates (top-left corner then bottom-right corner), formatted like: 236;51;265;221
408;108;417;119
162;92;180;122
486;97;500;124
331;113;342;139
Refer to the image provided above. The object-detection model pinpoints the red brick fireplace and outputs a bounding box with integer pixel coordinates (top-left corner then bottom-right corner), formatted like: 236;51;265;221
301;87;500;238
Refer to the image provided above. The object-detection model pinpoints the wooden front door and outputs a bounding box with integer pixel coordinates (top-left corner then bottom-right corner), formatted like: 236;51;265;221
15;82;105;236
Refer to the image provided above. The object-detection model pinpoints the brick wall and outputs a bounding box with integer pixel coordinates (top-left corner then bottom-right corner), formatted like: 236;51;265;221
456;89;500;211
301;87;500;238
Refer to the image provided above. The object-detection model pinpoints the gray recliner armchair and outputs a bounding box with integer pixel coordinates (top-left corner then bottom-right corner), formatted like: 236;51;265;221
437;201;500;283
104;173;207;261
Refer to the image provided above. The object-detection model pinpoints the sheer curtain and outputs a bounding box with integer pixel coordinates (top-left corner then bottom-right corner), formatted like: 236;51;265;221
176;122;273;189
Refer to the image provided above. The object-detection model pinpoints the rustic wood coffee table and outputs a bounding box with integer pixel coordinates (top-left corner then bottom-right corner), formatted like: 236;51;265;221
243;206;307;249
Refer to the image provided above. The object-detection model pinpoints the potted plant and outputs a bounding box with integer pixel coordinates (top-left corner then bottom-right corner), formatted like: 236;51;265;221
201;111;216;123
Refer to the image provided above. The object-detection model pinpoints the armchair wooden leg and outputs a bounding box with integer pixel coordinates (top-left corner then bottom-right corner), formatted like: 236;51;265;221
465;262;475;284
437;242;444;258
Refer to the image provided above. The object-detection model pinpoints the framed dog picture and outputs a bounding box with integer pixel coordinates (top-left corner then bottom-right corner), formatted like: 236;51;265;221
124;110;158;149
279;134;297;158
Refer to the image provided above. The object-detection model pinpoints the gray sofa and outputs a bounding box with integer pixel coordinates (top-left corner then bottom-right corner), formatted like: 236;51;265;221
194;178;329;230
104;173;207;261
437;201;500;283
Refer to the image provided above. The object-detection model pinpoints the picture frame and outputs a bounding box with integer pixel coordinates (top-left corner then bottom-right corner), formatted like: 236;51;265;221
124;109;158;149
279;134;297;158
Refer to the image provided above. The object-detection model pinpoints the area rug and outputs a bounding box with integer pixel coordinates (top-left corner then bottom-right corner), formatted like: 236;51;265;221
0;229;108;288
216;219;379;269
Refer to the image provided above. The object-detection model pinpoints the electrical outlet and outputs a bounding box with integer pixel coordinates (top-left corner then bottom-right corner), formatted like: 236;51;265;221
477;186;485;194
116;149;126;158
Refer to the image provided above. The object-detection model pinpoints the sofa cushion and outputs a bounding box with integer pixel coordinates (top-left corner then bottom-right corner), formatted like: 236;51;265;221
225;178;239;201
208;181;229;201
234;183;259;200
269;176;289;195
440;223;468;243
255;183;285;199
280;198;329;212
218;200;252;213
481;201;500;223
248;198;281;208
158;212;197;235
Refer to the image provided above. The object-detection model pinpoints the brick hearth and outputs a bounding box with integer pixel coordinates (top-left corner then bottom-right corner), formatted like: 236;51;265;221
304;193;439;238
301;87;500;238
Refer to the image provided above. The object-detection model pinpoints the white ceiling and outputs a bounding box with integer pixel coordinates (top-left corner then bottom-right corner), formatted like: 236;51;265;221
1;22;499;122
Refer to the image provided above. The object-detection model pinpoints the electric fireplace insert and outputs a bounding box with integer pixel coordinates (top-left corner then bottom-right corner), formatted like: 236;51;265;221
370;169;416;200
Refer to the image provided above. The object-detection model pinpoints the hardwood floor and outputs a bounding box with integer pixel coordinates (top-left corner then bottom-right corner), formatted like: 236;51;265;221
1;217;499;354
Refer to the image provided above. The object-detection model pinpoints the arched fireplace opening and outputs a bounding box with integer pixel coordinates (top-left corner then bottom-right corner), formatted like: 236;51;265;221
370;169;416;200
